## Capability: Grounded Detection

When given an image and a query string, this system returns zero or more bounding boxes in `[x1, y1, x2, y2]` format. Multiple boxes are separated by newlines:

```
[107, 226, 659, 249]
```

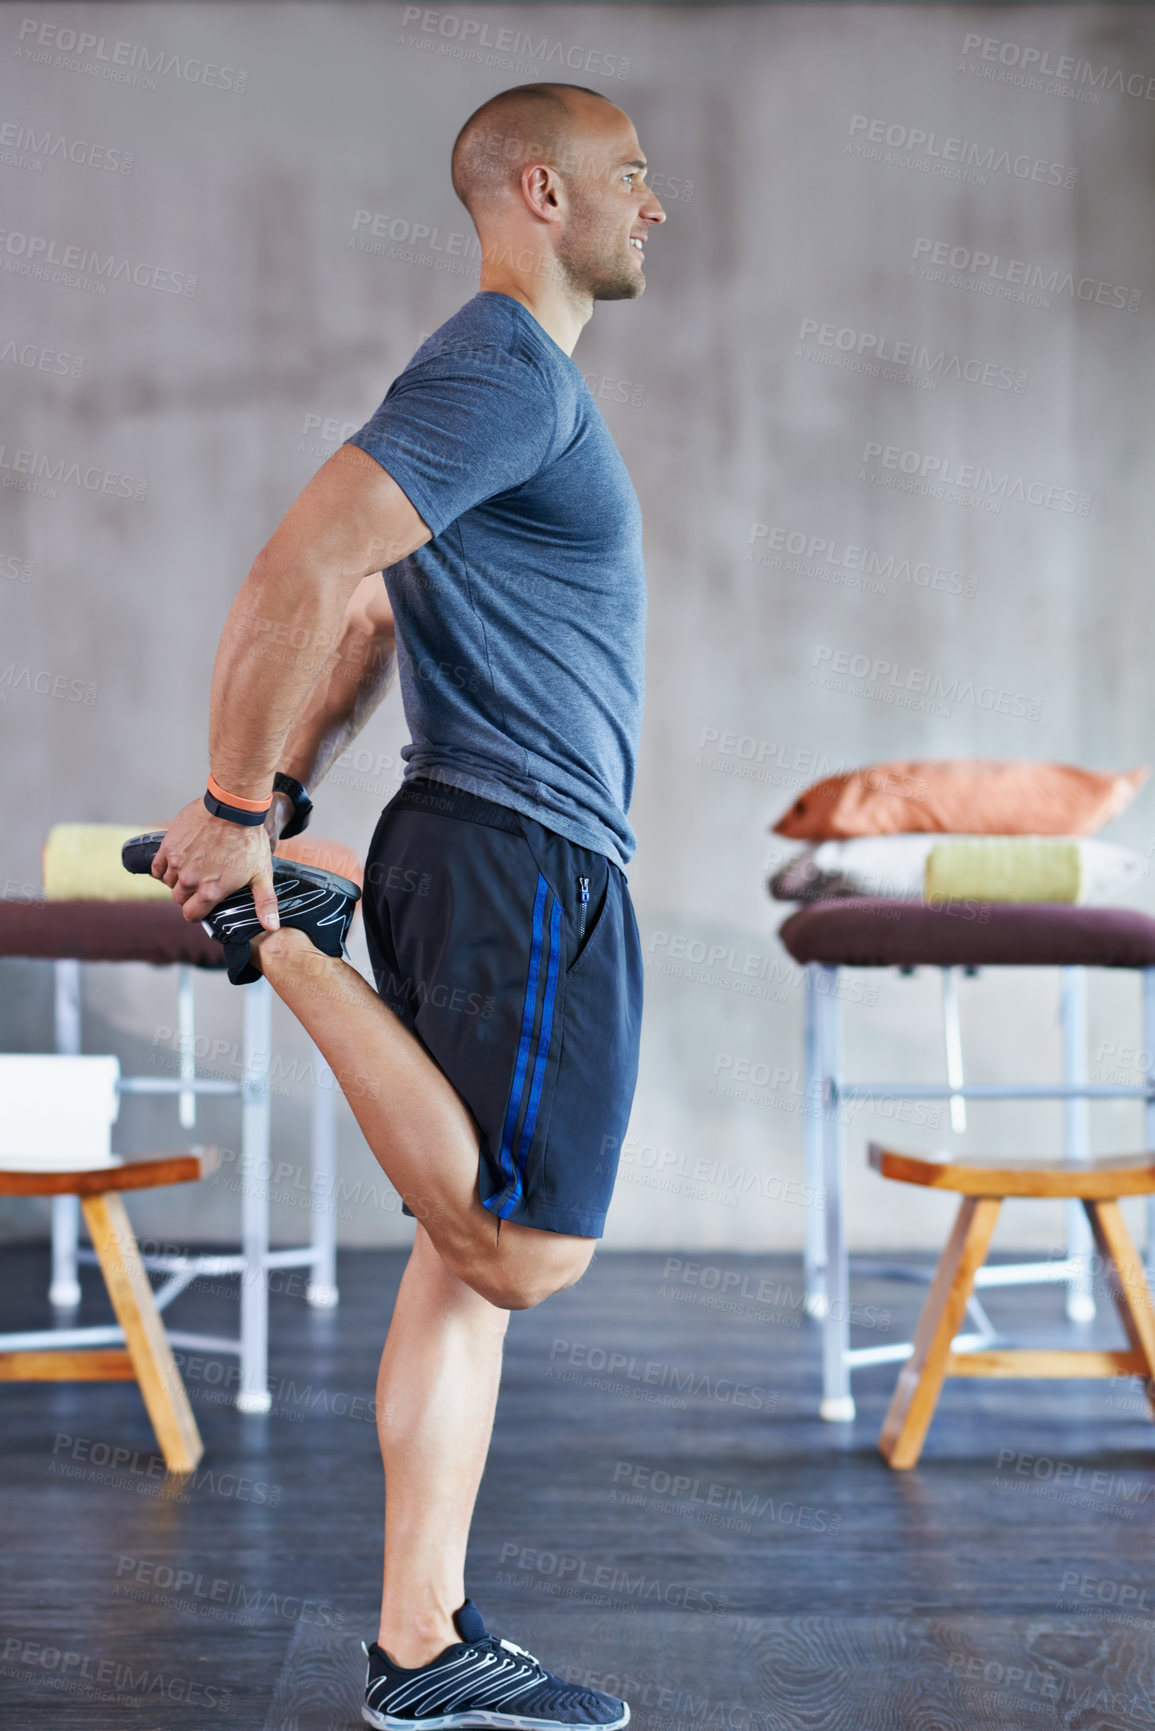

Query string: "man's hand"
[153, 798, 280, 929]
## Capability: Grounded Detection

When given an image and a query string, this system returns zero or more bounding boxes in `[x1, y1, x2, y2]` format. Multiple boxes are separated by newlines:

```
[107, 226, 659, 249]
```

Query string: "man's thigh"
[361, 781, 643, 1241]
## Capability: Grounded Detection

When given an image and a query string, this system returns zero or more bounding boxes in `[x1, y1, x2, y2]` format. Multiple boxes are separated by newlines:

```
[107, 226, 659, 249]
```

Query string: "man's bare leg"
[375, 1224, 510, 1667]
[251, 926, 594, 1310]
[247, 929, 592, 1666]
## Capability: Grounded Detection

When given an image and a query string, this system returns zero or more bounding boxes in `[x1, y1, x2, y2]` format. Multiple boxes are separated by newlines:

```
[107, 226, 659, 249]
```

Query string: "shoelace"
[494, 1635, 547, 1675]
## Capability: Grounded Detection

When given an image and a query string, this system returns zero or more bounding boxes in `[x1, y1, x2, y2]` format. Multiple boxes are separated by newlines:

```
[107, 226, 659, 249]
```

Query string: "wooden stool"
[869, 1141, 1155, 1469]
[0, 1150, 218, 1473]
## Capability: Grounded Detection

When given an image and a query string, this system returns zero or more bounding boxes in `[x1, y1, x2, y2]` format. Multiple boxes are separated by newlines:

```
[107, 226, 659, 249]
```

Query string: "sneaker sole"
[122, 832, 360, 903]
[362, 1710, 629, 1730]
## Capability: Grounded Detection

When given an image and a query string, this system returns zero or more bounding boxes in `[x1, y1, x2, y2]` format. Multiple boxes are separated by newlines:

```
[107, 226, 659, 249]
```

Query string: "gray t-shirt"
[344, 291, 646, 867]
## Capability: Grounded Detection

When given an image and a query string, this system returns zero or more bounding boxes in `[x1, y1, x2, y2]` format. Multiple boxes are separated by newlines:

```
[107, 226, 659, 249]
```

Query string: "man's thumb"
[253, 870, 280, 932]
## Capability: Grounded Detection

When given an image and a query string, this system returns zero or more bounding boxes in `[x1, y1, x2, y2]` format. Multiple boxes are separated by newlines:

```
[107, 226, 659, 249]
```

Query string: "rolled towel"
[43, 823, 364, 901]
[44, 824, 172, 901]
[926, 837, 1085, 904]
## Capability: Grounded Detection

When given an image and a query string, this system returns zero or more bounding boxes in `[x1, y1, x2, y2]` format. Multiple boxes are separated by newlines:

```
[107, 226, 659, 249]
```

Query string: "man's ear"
[521, 163, 564, 222]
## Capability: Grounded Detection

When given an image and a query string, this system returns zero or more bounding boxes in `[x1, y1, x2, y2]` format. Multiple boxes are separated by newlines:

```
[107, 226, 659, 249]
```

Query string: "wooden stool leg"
[879, 1195, 1002, 1470]
[80, 1193, 204, 1474]
[1083, 1199, 1155, 1417]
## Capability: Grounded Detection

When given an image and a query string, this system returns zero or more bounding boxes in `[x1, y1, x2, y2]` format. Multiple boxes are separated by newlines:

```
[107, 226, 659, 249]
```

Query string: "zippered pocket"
[577, 874, 590, 944]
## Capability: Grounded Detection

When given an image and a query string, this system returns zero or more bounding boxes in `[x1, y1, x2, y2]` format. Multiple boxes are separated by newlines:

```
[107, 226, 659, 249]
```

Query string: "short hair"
[451, 83, 611, 220]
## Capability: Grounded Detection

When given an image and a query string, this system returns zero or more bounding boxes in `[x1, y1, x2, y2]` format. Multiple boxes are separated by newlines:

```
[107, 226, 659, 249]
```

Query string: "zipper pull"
[576, 874, 590, 944]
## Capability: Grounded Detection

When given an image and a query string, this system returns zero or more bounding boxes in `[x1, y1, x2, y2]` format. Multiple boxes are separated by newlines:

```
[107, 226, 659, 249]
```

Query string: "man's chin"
[592, 274, 646, 303]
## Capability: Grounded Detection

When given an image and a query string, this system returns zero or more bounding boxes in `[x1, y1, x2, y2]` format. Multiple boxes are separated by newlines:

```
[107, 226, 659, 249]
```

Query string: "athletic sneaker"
[360, 1599, 629, 1728]
[121, 831, 360, 986]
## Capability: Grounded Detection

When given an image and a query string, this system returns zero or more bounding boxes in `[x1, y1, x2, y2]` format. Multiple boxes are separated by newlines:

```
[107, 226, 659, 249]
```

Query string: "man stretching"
[149, 82, 664, 1729]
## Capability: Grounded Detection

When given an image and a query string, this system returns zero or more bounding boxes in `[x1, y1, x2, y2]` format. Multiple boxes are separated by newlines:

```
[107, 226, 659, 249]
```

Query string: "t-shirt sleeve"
[343, 350, 560, 538]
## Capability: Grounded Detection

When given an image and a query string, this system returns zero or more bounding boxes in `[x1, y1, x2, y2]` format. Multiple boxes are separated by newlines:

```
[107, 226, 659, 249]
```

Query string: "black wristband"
[273, 771, 314, 839]
[203, 789, 270, 827]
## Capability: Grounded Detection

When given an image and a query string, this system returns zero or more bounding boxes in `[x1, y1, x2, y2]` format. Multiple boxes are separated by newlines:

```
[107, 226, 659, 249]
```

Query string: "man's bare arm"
[155, 445, 428, 924]
[265, 574, 398, 842]
[211, 445, 422, 798]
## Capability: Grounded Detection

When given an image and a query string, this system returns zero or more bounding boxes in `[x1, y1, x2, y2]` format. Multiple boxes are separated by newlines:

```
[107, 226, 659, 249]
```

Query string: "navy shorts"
[361, 777, 644, 1238]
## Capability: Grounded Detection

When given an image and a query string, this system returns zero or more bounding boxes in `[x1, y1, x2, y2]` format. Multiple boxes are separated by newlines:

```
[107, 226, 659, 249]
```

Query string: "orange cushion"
[772, 760, 1148, 841]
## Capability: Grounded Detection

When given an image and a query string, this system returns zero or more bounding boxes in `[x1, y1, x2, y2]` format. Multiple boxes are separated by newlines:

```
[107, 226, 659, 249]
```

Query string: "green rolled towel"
[925, 837, 1084, 904]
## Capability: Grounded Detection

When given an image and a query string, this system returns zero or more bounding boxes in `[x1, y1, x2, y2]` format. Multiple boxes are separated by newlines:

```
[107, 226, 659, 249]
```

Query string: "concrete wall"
[3, 3, 1155, 1258]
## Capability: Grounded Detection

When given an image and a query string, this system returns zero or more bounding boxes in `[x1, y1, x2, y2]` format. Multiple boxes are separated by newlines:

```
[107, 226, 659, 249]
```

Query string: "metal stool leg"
[307, 1048, 339, 1307]
[177, 965, 197, 1130]
[817, 965, 854, 1421]
[803, 965, 824, 1315]
[1061, 967, 1095, 1321]
[237, 978, 271, 1413]
[941, 967, 966, 1134]
[50, 959, 82, 1308]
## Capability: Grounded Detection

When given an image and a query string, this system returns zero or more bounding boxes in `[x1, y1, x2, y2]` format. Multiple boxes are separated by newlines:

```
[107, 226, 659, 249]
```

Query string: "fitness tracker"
[203, 771, 271, 828]
[273, 771, 314, 839]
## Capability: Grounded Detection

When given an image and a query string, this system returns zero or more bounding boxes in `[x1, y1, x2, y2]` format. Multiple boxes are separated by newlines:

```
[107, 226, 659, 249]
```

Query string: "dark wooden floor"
[4, 1244, 1155, 1729]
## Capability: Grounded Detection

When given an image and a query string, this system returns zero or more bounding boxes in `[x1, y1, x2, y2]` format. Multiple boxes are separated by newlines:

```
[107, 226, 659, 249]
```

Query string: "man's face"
[554, 101, 666, 302]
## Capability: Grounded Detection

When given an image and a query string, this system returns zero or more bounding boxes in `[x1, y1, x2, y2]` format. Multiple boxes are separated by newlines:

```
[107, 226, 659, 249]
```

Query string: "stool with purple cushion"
[0, 897, 341, 1413]
[777, 898, 1155, 1420]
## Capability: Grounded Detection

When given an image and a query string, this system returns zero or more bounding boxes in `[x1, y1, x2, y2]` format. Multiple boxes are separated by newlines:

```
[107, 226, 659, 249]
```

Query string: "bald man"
[151, 82, 665, 1729]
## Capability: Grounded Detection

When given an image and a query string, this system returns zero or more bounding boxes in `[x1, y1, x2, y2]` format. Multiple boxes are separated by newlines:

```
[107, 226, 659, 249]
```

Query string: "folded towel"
[769, 834, 1145, 905]
[0, 1053, 120, 1165]
[43, 823, 364, 902]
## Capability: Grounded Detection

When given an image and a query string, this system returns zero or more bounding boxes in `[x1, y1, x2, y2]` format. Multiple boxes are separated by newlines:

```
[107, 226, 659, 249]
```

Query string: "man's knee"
[467, 1237, 595, 1312]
